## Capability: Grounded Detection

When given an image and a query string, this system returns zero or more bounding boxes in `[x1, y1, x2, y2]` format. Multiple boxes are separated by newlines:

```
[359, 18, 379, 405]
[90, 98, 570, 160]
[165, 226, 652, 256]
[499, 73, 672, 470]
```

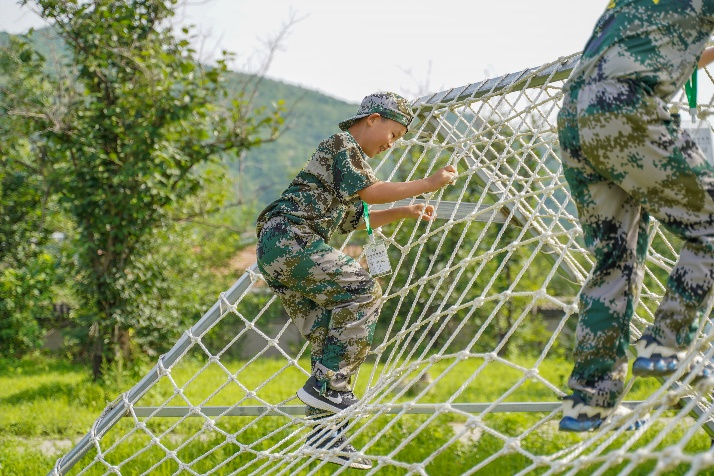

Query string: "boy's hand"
[405, 204, 437, 221]
[426, 165, 457, 192]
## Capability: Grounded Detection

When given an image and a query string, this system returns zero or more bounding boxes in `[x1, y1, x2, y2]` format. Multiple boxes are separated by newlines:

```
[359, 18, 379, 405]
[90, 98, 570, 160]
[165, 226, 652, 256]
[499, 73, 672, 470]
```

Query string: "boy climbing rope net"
[255, 91, 456, 467]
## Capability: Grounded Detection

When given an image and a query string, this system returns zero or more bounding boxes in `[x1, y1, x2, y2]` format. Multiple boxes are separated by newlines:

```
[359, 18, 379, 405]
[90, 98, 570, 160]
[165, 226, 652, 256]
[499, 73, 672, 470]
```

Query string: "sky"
[0, 0, 609, 104]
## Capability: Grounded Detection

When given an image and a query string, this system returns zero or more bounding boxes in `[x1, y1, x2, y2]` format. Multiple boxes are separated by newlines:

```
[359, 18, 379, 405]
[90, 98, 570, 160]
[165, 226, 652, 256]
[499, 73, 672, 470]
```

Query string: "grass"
[1, 354, 713, 475]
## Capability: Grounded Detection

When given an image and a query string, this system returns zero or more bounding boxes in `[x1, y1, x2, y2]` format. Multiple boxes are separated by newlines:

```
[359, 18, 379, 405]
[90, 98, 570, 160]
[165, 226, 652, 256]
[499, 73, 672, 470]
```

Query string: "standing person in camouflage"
[558, 0, 714, 432]
[256, 91, 456, 467]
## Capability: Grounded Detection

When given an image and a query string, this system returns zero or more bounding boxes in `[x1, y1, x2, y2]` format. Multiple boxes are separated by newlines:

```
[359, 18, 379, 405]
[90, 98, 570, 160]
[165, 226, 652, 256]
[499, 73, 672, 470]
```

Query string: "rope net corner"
[52, 53, 714, 476]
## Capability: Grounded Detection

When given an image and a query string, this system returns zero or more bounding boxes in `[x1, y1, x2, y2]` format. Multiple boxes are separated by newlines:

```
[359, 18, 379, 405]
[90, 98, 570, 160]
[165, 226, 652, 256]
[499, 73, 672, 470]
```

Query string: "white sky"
[0, 0, 609, 103]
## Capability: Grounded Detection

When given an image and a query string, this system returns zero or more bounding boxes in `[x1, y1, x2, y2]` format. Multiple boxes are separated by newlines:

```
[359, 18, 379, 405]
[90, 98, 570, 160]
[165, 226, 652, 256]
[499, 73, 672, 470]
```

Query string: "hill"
[225, 72, 357, 209]
[0, 26, 358, 213]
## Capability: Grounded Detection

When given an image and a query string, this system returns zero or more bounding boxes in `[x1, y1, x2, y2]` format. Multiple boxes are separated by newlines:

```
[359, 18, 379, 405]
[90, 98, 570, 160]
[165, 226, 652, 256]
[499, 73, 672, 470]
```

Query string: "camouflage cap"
[339, 91, 414, 132]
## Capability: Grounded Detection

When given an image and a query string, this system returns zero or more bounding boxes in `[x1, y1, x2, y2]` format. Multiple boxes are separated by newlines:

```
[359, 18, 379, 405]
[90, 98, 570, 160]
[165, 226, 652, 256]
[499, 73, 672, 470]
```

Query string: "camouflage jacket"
[256, 132, 378, 242]
[566, 0, 714, 100]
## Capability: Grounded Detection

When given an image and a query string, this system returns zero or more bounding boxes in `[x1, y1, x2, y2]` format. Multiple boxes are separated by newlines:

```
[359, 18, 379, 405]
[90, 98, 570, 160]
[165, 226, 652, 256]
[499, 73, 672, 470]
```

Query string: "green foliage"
[0, 250, 56, 356]
[0, 17, 357, 372]
[0, 19, 357, 366]
[0, 1, 285, 377]
[0, 35, 64, 356]
[0, 169, 55, 356]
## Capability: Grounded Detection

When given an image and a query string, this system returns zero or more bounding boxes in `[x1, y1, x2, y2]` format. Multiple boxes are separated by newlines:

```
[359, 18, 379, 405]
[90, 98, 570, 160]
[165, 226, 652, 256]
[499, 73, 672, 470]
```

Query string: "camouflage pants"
[256, 217, 382, 393]
[558, 78, 714, 408]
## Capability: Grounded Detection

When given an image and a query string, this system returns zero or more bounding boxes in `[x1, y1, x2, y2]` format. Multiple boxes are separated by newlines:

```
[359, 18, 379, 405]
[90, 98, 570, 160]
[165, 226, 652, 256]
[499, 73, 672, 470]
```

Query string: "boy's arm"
[699, 47, 714, 69]
[357, 204, 436, 230]
[357, 179, 433, 204]
[357, 165, 456, 204]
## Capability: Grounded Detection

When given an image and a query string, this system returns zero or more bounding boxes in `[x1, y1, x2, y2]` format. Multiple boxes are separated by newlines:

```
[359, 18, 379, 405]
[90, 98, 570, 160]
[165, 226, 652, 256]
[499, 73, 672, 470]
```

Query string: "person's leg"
[257, 253, 332, 407]
[257, 218, 382, 395]
[576, 79, 714, 372]
[257, 226, 371, 467]
[558, 84, 650, 413]
[265, 283, 334, 415]
[257, 218, 332, 388]
[261, 273, 327, 343]
[289, 235, 381, 394]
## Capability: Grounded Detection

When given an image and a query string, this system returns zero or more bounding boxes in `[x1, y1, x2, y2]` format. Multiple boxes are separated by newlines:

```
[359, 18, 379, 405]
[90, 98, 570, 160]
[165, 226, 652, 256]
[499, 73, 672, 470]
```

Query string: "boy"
[557, 0, 714, 432]
[255, 92, 456, 466]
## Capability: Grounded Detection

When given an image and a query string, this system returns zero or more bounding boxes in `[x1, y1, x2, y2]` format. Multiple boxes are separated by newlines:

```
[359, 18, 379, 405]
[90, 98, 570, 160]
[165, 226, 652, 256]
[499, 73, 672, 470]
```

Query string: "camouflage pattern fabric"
[566, 0, 714, 101]
[338, 91, 414, 132]
[256, 131, 382, 393]
[558, 0, 714, 408]
[257, 217, 382, 392]
[256, 132, 378, 241]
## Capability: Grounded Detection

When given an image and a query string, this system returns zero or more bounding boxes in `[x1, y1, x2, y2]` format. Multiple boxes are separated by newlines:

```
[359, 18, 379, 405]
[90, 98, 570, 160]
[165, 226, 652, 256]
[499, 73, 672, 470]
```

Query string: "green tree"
[0, 168, 58, 356]
[1, 0, 284, 378]
[0, 36, 62, 356]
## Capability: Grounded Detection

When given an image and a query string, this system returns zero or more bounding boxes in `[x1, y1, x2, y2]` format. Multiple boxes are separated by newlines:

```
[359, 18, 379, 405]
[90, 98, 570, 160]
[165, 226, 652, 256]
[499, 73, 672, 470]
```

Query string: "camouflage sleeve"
[337, 200, 365, 234]
[333, 143, 378, 203]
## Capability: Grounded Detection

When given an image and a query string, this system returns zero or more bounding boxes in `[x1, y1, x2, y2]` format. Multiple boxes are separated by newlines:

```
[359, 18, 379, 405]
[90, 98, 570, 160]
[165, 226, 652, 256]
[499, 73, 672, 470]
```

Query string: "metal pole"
[50, 266, 260, 475]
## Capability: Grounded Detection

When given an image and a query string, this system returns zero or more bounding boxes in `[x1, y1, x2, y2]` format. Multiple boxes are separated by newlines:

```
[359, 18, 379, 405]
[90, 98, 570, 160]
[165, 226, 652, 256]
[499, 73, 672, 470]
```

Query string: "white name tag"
[683, 123, 714, 166]
[365, 236, 391, 277]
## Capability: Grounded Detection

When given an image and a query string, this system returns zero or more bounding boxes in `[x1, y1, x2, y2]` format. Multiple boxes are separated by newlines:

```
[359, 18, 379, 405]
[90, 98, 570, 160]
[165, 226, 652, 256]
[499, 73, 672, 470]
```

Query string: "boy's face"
[361, 114, 407, 158]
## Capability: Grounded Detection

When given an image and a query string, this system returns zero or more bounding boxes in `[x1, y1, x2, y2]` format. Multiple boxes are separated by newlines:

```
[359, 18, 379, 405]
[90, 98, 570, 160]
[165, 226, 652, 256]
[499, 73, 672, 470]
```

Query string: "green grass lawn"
[1, 354, 713, 475]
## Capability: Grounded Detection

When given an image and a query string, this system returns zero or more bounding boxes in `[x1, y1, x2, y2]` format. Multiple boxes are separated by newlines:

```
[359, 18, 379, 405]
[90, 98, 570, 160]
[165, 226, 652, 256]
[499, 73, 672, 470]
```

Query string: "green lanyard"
[362, 201, 373, 235]
[685, 69, 698, 121]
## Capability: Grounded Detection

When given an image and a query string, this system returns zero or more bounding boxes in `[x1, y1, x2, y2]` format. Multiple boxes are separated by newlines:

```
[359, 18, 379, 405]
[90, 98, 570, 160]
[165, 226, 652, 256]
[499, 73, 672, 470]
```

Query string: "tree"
[0, 166, 58, 356]
[0, 36, 62, 356]
[1, 0, 284, 378]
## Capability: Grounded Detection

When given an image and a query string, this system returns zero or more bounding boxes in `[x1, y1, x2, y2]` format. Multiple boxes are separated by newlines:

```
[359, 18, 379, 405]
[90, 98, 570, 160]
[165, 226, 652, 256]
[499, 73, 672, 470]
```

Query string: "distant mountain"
[224, 73, 357, 209]
[0, 26, 72, 68]
[0, 26, 358, 212]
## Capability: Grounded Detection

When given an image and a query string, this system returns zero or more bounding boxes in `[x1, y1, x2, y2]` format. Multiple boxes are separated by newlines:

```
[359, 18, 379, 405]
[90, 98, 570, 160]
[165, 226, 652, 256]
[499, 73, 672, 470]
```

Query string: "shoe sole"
[317, 455, 372, 470]
[297, 388, 344, 413]
[559, 416, 647, 432]
[558, 416, 601, 432]
[632, 357, 677, 377]
[633, 357, 714, 383]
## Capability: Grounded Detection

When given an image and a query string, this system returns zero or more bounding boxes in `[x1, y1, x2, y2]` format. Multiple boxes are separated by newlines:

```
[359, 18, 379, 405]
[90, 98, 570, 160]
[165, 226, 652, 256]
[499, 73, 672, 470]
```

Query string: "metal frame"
[412, 54, 580, 111]
[131, 402, 644, 418]
[51, 267, 259, 475]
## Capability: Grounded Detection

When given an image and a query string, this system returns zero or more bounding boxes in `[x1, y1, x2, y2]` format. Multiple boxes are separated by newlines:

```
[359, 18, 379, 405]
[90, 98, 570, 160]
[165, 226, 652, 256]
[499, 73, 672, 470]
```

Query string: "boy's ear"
[366, 113, 381, 126]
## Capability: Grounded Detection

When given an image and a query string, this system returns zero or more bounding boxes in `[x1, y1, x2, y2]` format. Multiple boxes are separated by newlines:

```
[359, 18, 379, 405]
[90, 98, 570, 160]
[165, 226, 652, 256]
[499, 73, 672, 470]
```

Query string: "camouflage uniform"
[256, 131, 381, 393]
[558, 0, 714, 408]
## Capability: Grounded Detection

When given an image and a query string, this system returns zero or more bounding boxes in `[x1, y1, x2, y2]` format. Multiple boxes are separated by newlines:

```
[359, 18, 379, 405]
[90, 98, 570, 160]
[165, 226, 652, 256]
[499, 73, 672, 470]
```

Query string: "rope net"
[54, 53, 714, 476]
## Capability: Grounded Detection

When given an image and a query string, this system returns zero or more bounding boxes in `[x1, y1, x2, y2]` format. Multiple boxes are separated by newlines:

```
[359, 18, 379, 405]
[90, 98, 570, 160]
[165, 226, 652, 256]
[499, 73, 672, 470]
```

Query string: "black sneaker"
[297, 376, 359, 413]
[304, 427, 372, 470]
